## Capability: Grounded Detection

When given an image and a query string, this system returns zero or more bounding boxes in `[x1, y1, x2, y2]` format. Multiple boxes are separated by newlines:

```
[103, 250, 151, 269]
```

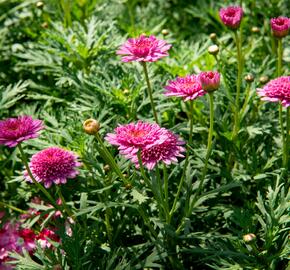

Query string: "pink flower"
[270, 17, 290, 38]
[198, 71, 220, 92]
[117, 35, 171, 62]
[257, 76, 290, 107]
[105, 121, 168, 158]
[131, 129, 185, 170]
[219, 6, 243, 29]
[164, 75, 206, 101]
[24, 147, 81, 188]
[106, 121, 185, 170]
[37, 228, 60, 249]
[0, 116, 43, 148]
[0, 222, 36, 265]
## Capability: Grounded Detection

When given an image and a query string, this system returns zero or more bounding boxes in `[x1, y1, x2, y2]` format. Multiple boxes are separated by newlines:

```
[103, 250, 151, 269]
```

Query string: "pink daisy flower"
[105, 121, 168, 158]
[219, 6, 243, 29]
[164, 75, 206, 101]
[117, 34, 171, 62]
[270, 17, 290, 38]
[198, 71, 220, 92]
[24, 147, 81, 188]
[0, 115, 43, 148]
[257, 76, 290, 107]
[106, 121, 185, 170]
[131, 129, 185, 170]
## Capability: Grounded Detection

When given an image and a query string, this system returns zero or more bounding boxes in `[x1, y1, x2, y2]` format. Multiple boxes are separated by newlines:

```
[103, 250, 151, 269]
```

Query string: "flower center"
[226, 10, 236, 17]
[16, 237, 24, 246]
[206, 72, 214, 79]
[129, 130, 147, 138]
[132, 40, 151, 57]
[276, 19, 284, 26]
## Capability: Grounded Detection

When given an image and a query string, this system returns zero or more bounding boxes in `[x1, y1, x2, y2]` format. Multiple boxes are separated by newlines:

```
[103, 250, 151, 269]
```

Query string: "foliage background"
[0, 0, 289, 269]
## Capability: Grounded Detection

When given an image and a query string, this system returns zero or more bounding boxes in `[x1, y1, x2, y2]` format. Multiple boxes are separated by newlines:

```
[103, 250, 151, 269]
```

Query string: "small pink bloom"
[270, 17, 290, 38]
[164, 75, 206, 101]
[257, 76, 290, 107]
[106, 121, 185, 170]
[117, 34, 171, 62]
[24, 147, 81, 188]
[199, 71, 220, 92]
[0, 116, 43, 148]
[37, 228, 60, 249]
[219, 6, 243, 29]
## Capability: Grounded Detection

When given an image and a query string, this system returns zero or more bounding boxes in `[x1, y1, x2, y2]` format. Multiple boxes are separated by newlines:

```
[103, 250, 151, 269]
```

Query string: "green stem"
[277, 39, 282, 77]
[163, 164, 169, 221]
[105, 208, 113, 245]
[169, 100, 194, 220]
[142, 62, 159, 124]
[137, 151, 151, 189]
[240, 83, 251, 121]
[57, 187, 75, 220]
[279, 105, 286, 168]
[94, 133, 128, 184]
[233, 30, 243, 139]
[0, 201, 27, 214]
[17, 144, 60, 212]
[285, 107, 289, 170]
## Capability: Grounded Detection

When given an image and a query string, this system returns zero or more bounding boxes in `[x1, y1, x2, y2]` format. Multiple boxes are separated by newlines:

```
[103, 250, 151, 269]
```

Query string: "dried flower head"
[257, 76, 290, 107]
[270, 17, 290, 38]
[106, 121, 185, 170]
[164, 75, 206, 101]
[251, 26, 260, 33]
[117, 34, 171, 62]
[25, 147, 81, 188]
[83, 119, 100, 135]
[198, 71, 220, 92]
[0, 116, 43, 148]
[219, 6, 243, 29]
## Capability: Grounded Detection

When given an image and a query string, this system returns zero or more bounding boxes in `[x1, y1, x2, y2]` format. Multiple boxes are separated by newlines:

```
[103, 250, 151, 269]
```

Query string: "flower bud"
[123, 89, 129, 95]
[83, 119, 100, 135]
[208, 45, 219, 55]
[41, 22, 48, 28]
[36, 1, 44, 9]
[209, 33, 217, 41]
[270, 17, 290, 38]
[251, 26, 260, 33]
[219, 6, 243, 30]
[104, 164, 110, 172]
[259, 76, 269, 84]
[125, 183, 132, 190]
[199, 71, 220, 92]
[244, 74, 254, 83]
[161, 29, 169, 36]
[243, 233, 256, 243]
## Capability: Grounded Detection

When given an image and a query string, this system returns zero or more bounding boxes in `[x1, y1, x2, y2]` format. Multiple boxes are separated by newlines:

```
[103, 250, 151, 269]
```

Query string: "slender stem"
[94, 133, 129, 184]
[17, 144, 60, 212]
[57, 188, 75, 220]
[0, 201, 27, 214]
[187, 92, 215, 218]
[277, 39, 282, 77]
[137, 151, 151, 189]
[142, 62, 159, 124]
[285, 107, 290, 170]
[240, 83, 251, 121]
[233, 30, 243, 139]
[163, 164, 169, 220]
[169, 100, 194, 220]
[105, 208, 113, 245]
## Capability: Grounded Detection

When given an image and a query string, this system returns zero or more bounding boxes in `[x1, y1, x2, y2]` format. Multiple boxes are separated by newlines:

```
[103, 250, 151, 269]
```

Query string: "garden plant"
[0, 0, 289, 269]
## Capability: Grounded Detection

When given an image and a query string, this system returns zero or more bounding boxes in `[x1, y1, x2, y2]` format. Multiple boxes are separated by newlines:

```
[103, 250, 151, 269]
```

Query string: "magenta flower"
[106, 121, 185, 170]
[199, 71, 220, 92]
[219, 6, 243, 29]
[105, 121, 168, 157]
[131, 130, 185, 170]
[25, 147, 81, 188]
[37, 228, 60, 249]
[117, 34, 171, 62]
[0, 222, 36, 265]
[257, 76, 290, 107]
[0, 116, 43, 148]
[271, 17, 290, 38]
[164, 75, 206, 101]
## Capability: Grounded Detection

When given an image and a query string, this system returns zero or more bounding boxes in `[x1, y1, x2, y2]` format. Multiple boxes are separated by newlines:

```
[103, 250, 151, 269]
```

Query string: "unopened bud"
[36, 1, 44, 9]
[83, 119, 100, 135]
[123, 89, 129, 95]
[209, 33, 217, 41]
[244, 74, 254, 83]
[259, 76, 269, 84]
[125, 183, 132, 190]
[104, 164, 110, 172]
[161, 29, 169, 36]
[208, 45, 219, 55]
[251, 26, 260, 33]
[41, 22, 48, 28]
[243, 233, 256, 243]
